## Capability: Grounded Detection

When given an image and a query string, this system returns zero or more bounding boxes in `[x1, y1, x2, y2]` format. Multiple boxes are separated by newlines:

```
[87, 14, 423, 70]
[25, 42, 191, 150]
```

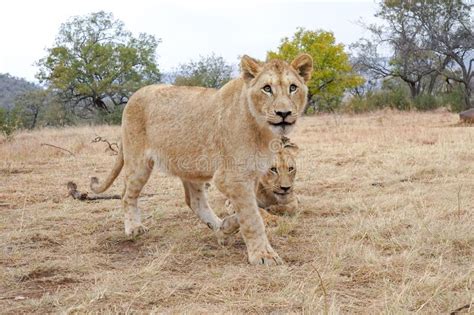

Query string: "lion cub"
[224, 137, 299, 226]
[257, 136, 299, 216]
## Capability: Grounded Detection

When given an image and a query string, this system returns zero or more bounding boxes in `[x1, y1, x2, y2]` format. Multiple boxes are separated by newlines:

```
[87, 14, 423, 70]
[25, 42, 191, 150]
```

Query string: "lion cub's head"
[240, 54, 313, 136]
[260, 137, 299, 201]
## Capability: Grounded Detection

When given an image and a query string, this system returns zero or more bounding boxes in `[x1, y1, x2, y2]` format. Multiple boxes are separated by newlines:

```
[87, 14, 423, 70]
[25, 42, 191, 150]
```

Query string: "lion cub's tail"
[90, 143, 124, 193]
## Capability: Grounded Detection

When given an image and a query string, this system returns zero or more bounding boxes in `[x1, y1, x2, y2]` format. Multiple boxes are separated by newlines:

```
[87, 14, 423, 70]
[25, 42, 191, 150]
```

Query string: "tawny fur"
[223, 137, 299, 232]
[90, 54, 313, 265]
[256, 137, 299, 216]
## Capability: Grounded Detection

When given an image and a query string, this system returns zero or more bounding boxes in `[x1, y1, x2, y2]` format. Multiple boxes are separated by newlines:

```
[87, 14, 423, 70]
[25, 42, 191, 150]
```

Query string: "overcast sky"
[0, 0, 379, 82]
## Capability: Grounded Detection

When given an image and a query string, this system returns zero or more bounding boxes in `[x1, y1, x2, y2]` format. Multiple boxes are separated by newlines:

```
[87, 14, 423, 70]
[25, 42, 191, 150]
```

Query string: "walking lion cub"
[90, 54, 312, 265]
[257, 136, 299, 216]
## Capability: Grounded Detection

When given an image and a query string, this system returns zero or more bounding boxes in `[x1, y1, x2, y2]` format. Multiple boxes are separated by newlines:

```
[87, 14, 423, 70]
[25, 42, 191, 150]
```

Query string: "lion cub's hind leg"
[182, 180, 222, 231]
[122, 159, 153, 237]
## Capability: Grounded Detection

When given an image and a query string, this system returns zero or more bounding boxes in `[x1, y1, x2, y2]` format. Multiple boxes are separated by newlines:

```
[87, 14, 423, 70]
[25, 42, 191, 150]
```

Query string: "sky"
[0, 0, 379, 82]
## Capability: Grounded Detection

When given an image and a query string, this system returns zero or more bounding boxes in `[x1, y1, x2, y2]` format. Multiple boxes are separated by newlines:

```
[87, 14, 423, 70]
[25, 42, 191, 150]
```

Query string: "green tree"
[172, 54, 234, 89]
[36, 11, 161, 119]
[268, 28, 364, 112]
[14, 89, 49, 129]
[0, 107, 21, 138]
[14, 89, 73, 128]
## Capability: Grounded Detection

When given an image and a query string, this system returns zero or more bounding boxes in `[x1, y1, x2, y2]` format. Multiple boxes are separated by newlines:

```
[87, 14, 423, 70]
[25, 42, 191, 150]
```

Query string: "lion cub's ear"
[241, 55, 263, 82]
[291, 54, 313, 82]
[282, 137, 299, 155]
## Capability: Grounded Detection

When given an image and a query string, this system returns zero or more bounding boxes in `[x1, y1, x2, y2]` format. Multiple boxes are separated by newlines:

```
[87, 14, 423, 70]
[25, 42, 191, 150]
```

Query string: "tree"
[351, 1, 443, 99]
[268, 28, 364, 112]
[14, 89, 49, 129]
[172, 54, 234, 89]
[352, 0, 473, 109]
[36, 11, 161, 118]
[410, 0, 473, 109]
[0, 107, 20, 137]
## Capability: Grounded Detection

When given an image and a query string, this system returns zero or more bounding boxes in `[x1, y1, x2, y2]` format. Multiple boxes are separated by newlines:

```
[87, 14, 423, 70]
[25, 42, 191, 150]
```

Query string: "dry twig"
[450, 303, 472, 315]
[67, 181, 121, 201]
[92, 136, 119, 154]
[40, 143, 75, 156]
[312, 264, 328, 315]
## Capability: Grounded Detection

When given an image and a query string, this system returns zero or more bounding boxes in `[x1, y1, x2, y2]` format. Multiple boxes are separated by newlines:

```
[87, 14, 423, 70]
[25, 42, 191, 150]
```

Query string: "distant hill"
[0, 73, 39, 109]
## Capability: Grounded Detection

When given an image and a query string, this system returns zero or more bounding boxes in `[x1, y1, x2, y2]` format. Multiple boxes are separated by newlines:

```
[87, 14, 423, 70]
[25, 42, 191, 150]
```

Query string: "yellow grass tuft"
[0, 111, 473, 313]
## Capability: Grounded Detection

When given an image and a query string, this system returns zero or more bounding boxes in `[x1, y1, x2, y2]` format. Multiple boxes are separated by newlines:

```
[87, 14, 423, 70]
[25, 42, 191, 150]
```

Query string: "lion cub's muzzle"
[274, 185, 292, 196]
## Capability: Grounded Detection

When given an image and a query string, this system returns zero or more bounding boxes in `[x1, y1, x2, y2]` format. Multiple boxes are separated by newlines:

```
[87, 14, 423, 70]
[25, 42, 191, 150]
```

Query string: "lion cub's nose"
[275, 111, 292, 119]
[280, 186, 291, 192]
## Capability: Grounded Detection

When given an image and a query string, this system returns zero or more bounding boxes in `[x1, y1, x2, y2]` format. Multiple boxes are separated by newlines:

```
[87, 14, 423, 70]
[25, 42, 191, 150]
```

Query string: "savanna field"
[0, 110, 473, 314]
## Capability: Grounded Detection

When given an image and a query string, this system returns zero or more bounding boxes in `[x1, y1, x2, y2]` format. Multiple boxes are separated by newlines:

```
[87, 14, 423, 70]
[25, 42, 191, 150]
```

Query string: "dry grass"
[0, 110, 473, 314]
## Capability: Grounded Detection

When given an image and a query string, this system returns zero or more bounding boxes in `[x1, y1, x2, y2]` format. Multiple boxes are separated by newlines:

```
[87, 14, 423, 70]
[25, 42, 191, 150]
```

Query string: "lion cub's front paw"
[259, 208, 279, 227]
[248, 246, 284, 266]
[125, 224, 148, 237]
[224, 199, 235, 214]
[215, 214, 240, 246]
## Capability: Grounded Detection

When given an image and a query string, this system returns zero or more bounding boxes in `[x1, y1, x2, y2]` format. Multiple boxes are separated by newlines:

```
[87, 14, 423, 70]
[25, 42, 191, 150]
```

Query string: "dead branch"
[450, 303, 472, 315]
[40, 143, 75, 156]
[312, 264, 328, 315]
[67, 181, 121, 201]
[91, 136, 119, 154]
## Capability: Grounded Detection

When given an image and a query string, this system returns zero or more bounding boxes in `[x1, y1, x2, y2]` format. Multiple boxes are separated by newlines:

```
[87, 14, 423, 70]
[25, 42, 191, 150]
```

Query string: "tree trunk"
[408, 82, 418, 99]
[30, 109, 39, 129]
[427, 73, 438, 95]
[463, 84, 472, 110]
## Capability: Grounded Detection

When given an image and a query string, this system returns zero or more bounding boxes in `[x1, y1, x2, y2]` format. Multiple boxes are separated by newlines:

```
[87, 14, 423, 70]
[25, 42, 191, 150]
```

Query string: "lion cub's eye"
[270, 167, 278, 173]
[289, 166, 295, 172]
[263, 85, 272, 94]
[289, 84, 298, 93]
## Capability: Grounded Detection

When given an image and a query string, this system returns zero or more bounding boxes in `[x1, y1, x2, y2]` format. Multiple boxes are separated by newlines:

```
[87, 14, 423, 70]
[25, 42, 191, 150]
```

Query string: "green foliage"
[344, 77, 460, 113]
[173, 54, 234, 89]
[95, 105, 124, 125]
[36, 11, 161, 117]
[413, 94, 440, 111]
[39, 95, 75, 127]
[441, 87, 466, 113]
[0, 107, 21, 138]
[267, 27, 364, 112]
[344, 79, 413, 113]
[13, 89, 49, 129]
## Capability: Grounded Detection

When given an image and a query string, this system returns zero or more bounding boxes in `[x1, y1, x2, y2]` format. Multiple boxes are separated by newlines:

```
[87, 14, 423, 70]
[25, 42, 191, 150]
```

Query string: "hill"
[0, 73, 39, 109]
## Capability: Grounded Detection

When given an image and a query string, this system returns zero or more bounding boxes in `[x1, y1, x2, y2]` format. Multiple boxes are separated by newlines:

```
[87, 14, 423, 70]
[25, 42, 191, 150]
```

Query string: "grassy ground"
[0, 110, 473, 314]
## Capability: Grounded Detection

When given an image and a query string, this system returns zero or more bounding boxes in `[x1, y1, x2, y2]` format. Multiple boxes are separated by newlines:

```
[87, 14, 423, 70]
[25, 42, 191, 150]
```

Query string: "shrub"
[344, 89, 412, 113]
[96, 105, 124, 125]
[0, 107, 21, 138]
[441, 87, 465, 112]
[413, 94, 440, 111]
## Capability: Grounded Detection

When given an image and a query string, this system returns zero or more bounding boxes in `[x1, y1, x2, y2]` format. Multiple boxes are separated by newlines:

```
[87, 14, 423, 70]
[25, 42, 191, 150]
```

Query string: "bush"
[441, 87, 465, 112]
[96, 105, 124, 125]
[344, 89, 412, 113]
[0, 107, 21, 138]
[413, 94, 440, 111]
[41, 101, 75, 127]
[312, 95, 344, 112]
[343, 95, 375, 113]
